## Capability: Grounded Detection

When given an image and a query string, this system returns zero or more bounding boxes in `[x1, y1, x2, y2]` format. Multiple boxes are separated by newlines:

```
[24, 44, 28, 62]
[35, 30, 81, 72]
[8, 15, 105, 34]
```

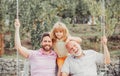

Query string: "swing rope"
[16, 0, 19, 76]
[102, 0, 108, 73]
[16, 1, 29, 76]
[100, 0, 108, 75]
[97, 1, 108, 76]
[99, 14, 108, 76]
[16, 0, 19, 19]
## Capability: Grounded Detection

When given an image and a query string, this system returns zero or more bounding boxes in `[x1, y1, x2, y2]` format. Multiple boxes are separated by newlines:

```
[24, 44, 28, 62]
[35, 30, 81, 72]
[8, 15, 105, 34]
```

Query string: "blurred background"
[0, 0, 119, 76]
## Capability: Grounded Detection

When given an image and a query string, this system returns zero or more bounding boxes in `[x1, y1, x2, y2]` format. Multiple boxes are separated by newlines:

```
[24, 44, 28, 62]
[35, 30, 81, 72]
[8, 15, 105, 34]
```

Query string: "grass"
[110, 50, 120, 57]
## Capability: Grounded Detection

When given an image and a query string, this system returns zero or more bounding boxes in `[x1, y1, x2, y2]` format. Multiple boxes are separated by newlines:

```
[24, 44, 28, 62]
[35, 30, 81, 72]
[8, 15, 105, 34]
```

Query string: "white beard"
[74, 50, 82, 56]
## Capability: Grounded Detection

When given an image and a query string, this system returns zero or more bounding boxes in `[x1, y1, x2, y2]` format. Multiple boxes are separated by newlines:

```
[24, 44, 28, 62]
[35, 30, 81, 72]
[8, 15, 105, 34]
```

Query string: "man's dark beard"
[42, 45, 52, 51]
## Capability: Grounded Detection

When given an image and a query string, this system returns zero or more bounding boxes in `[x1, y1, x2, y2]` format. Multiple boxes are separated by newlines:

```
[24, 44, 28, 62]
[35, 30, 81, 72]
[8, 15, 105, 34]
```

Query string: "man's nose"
[73, 46, 76, 50]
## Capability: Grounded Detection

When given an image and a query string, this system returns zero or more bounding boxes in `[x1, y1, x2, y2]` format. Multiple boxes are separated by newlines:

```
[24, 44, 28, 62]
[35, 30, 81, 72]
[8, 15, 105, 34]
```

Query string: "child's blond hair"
[50, 21, 69, 44]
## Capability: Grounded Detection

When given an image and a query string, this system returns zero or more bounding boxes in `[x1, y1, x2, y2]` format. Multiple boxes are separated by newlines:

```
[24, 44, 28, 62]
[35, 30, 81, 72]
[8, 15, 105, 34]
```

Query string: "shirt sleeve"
[28, 50, 36, 60]
[93, 50, 104, 64]
[61, 57, 70, 74]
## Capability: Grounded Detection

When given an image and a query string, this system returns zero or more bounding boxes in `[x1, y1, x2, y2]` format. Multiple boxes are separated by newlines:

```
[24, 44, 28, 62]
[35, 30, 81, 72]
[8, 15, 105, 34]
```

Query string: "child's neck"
[57, 38, 62, 41]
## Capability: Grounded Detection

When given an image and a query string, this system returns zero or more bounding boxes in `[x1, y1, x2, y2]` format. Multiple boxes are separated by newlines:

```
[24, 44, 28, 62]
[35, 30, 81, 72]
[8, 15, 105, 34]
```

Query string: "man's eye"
[48, 41, 51, 42]
[44, 41, 47, 42]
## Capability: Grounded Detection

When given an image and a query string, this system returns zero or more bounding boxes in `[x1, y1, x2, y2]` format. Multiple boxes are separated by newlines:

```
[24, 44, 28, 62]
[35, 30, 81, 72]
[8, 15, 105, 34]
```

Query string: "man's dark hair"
[40, 32, 50, 42]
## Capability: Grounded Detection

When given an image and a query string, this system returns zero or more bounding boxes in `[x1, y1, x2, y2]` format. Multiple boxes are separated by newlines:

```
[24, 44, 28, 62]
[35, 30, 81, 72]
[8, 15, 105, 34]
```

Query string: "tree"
[1, 0, 65, 49]
[75, 0, 89, 23]
[105, 0, 120, 36]
[0, 0, 5, 56]
[84, 0, 103, 25]
[84, 0, 119, 36]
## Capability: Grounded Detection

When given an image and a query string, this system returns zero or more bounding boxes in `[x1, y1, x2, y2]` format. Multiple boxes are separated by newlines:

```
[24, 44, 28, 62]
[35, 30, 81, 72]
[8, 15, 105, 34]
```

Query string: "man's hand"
[14, 19, 20, 28]
[101, 36, 107, 45]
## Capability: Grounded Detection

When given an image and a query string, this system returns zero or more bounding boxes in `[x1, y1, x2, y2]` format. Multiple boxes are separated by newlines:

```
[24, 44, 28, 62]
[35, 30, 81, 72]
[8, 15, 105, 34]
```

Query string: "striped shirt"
[29, 48, 57, 76]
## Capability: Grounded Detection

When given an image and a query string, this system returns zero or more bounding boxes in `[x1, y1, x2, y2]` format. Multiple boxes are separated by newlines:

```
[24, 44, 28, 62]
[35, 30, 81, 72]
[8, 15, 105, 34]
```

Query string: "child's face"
[55, 31, 64, 39]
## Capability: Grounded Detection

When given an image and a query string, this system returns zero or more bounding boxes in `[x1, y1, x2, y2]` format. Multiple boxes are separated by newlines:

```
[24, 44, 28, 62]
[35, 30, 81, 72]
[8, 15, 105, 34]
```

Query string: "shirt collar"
[39, 48, 56, 56]
[73, 52, 85, 59]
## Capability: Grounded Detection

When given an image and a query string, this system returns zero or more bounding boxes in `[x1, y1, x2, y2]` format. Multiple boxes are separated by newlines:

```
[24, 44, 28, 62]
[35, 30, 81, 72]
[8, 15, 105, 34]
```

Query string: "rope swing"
[16, 0, 19, 76]
[99, 0, 108, 75]
[16, 1, 29, 76]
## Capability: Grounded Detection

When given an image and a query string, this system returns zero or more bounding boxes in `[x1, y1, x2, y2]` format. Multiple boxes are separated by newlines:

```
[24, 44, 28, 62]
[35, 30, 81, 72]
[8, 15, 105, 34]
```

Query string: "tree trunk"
[0, 33, 4, 57]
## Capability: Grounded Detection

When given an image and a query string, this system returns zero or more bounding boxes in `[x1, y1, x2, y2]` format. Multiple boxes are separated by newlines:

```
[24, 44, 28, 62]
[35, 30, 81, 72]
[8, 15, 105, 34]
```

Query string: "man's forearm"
[14, 19, 30, 58]
[15, 28, 21, 47]
[15, 27, 29, 58]
[103, 44, 111, 64]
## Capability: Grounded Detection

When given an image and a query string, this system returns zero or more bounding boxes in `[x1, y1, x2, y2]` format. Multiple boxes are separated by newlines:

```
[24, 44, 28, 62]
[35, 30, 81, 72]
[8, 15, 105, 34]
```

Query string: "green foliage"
[31, 19, 50, 49]
[84, 0, 119, 36]
[106, 18, 117, 36]
[75, 0, 90, 23]
[1, 0, 60, 49]
[105, 0, 119, 36]
[0, 0, 119, 49]
[84, 0, 102, 16]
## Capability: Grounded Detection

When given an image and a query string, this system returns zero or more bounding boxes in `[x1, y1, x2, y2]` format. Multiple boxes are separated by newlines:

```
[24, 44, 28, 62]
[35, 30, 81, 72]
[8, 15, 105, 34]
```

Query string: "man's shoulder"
[66, 55, 74, 60]
[51, 50, 57, 56]
[29, 49, 40, 55]
[83, 49, 97, 55]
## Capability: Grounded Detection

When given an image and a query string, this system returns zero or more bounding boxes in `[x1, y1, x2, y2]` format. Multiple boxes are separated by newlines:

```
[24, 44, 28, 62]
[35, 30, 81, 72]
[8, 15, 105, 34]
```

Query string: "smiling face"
[55, 30, 64, 40]
[50, 22, 69, 43]
[66, 41, 82, 56]
[41, 34, 52, 52]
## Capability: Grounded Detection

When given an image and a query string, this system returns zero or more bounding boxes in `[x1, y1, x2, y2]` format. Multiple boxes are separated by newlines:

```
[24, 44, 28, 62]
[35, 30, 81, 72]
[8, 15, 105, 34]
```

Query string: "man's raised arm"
[101, 36, 111, 64]
[14, 19, 31, 58]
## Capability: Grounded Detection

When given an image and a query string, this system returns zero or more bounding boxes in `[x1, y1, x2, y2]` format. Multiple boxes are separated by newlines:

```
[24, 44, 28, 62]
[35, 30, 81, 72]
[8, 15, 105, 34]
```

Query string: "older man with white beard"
[61, 36, 110, 76]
